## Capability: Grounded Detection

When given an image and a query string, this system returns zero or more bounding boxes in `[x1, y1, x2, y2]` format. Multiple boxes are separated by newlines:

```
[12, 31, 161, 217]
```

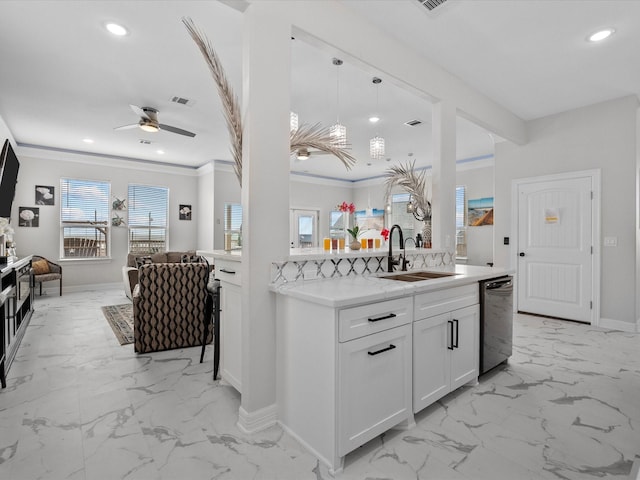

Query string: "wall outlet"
[503, 237, 509, 245]
[604, 236, 618, 247]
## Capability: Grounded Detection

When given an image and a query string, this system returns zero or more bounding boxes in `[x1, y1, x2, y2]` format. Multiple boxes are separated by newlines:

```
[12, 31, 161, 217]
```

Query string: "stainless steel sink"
[379, 271, 459, 282]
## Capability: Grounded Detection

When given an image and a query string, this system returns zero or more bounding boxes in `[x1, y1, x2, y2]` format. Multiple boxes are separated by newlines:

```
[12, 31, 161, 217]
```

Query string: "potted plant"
[347, 225, 362, 250]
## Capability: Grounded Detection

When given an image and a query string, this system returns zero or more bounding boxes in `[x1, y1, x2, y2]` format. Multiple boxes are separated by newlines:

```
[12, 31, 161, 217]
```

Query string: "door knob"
[519, 252, 525, 257]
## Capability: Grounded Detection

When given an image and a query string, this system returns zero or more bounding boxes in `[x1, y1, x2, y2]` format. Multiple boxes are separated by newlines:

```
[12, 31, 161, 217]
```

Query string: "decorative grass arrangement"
[384, 160, 431, 221]
[182, 18, 357, 186]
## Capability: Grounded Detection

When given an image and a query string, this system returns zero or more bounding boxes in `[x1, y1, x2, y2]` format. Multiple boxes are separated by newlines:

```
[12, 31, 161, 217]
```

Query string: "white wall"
[197, 162, 215, 251]
[11, 147, 199, 289]
[457, 164, 494, 266]
[495, 96, 638, 326]
[290, 175, 353, 241]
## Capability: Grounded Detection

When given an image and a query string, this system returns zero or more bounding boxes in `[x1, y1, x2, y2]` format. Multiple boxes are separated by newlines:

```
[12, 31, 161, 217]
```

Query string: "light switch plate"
[604, 236, 618, 247]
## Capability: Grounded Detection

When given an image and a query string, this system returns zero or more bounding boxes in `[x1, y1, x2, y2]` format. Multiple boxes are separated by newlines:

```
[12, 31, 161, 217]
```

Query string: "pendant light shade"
[370, 136, 385, 160]
[369, 77, 385, 160]
[330, 58, 347, 148]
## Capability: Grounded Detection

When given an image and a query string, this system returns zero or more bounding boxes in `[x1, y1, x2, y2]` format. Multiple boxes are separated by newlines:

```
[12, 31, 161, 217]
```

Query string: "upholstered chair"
[133, 262, 213, 354]
[31, 255, 62, 296]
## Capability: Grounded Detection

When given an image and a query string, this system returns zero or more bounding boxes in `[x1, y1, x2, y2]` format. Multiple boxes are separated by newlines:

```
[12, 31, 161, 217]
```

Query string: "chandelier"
[369, 77, 385, 160]
[330, 58, 347, 148]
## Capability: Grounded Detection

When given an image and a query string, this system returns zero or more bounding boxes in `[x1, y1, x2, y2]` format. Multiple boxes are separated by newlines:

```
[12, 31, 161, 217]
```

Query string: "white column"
[238, 4, 291, 431]
[431, 101, 457, 252]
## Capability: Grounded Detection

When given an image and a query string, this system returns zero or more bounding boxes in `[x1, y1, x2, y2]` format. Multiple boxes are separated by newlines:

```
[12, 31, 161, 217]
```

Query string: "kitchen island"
[273, 264, 511, 474]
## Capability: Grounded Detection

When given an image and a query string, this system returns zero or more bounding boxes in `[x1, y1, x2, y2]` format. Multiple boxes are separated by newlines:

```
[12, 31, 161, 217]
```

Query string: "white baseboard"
[598, 317, 638, 333]
[278, 421, 343, 475]
[237, 403, 277, 434]
[36, 282, 124, 296]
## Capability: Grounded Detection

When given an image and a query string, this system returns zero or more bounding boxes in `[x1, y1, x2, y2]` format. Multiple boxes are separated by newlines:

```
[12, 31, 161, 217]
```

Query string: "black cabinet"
[1, 256, 34, 388]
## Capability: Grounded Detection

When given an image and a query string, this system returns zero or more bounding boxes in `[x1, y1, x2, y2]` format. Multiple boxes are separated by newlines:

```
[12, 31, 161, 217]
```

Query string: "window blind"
[128, 184, 168, 253]
[60, 178, 110, 258]
[224, 203, 242, 249]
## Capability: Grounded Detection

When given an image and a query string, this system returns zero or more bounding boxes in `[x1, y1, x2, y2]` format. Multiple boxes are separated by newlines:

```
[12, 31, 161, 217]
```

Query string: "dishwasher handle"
[485, 278, 512, 290]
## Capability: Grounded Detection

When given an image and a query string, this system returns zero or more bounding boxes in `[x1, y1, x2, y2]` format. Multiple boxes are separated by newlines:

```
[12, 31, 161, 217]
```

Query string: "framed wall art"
[179, 204, 192, 220]
[35, 185, 55, 206]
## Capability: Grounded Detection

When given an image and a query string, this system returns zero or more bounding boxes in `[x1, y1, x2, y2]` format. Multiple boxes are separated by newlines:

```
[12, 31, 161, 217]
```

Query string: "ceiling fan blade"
[159, 123, 196, 137]
[114, 123, 139, 131]
[129, 104, 149, 119]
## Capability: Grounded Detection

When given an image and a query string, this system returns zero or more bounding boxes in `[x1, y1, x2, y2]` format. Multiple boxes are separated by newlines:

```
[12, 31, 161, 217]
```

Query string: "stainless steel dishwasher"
[479, 276, 513, 375]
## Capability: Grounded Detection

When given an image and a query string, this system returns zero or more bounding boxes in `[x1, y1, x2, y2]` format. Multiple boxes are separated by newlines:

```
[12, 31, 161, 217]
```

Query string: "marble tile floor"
[0, 288, 639, 480]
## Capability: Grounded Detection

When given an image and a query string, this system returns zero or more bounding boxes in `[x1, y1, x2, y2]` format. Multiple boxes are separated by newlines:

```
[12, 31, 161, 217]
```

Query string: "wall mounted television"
[0, 139, 20, 218]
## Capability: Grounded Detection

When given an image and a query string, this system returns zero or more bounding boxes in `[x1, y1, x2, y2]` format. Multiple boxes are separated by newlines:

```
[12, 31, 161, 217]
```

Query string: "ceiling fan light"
[296, 149, 310, 160]
[139, 123, 159, 133]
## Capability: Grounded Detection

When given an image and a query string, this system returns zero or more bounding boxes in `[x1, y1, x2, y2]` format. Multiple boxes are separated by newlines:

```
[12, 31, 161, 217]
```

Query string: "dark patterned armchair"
[133, 263, 213, 354]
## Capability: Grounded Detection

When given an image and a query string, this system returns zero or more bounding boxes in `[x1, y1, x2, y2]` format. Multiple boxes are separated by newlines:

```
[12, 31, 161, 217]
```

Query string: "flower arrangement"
[380, 227, 389, 241]
[336, 201, 356, 214]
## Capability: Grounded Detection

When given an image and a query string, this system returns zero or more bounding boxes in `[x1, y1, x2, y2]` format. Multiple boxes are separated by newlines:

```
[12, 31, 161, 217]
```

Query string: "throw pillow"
[32, 259, 50, 275]
[135, 256, 153, 268]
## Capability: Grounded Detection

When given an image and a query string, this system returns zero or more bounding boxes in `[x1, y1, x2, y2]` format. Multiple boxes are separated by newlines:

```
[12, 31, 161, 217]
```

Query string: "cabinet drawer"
[339, 297, 412, 342]
[215, 259, 241, 286]
[414, 283, 478, 320]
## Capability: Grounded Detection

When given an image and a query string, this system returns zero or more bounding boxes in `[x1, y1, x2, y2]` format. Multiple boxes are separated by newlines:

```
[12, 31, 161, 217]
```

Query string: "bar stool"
[201, 275, 221, 381]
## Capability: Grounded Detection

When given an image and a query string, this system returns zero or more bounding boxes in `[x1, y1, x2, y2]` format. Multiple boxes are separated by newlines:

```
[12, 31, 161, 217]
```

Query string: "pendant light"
[330, 58, 347, 148]
[369, 77, 385, 160]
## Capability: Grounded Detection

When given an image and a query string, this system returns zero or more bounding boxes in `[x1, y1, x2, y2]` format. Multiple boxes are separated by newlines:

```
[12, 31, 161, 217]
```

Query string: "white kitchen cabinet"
[215, 258, 242, 393]
[338, 323, 412, 456]
[413, 285, 479, 413]
[276, 295, 414, 474]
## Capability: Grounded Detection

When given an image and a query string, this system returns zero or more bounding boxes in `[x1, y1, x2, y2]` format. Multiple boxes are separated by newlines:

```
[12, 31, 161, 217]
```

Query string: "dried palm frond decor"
[182, 18, 357, 186]
[384, 160, 433, 247]
[183, 17, 243, 184]
[290, 123, 357, 170]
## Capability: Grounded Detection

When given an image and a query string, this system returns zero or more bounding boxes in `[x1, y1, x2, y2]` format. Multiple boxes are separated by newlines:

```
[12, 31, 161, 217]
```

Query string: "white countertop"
[272, 264, 513, 308]
[197, 250, 242, 262]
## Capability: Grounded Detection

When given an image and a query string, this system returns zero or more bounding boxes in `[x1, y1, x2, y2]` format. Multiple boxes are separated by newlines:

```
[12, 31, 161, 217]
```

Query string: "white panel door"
[517, 176, 592, 322]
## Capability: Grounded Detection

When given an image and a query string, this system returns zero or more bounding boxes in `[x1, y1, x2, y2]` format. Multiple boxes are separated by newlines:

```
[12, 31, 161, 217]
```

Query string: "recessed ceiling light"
[156, 150, 165, 155]
[588, 28, 615, 42]
[369, 115, 380, 123]
[105, 22, 128, 36]
[83, 138, 94, 144]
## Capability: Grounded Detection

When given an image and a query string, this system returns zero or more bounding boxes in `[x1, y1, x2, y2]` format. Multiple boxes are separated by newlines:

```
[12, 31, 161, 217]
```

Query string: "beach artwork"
[468, 197, 494, 226]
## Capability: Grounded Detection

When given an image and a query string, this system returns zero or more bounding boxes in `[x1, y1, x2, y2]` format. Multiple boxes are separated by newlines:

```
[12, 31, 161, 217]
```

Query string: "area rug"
[101, 303, 134, 345]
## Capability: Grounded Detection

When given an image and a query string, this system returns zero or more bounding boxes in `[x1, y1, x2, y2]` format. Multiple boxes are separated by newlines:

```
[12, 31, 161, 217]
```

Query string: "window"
[390, 192, 415, 245]
[456, 185, 467, 257]
[128, 184, 169, 254]
[60, 178, 110, 258]
[224, 203, 242, 250]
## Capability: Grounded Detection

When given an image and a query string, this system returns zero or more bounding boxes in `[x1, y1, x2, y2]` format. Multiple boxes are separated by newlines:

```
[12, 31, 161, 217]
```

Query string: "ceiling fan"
[294, 148, 331, 161]
[114, 105, 196, 137]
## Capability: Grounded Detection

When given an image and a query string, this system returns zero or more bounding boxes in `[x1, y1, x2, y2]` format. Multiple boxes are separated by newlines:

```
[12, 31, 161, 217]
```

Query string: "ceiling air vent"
[170, 96, 194, 106]
[415, 0, 448, 12]
[139, 139, 152, 144]
[404, 119, 423, 127]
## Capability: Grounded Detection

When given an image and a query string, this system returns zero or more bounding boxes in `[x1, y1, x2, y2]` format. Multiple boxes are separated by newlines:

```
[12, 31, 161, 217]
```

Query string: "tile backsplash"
[271, 250, 455, 285]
